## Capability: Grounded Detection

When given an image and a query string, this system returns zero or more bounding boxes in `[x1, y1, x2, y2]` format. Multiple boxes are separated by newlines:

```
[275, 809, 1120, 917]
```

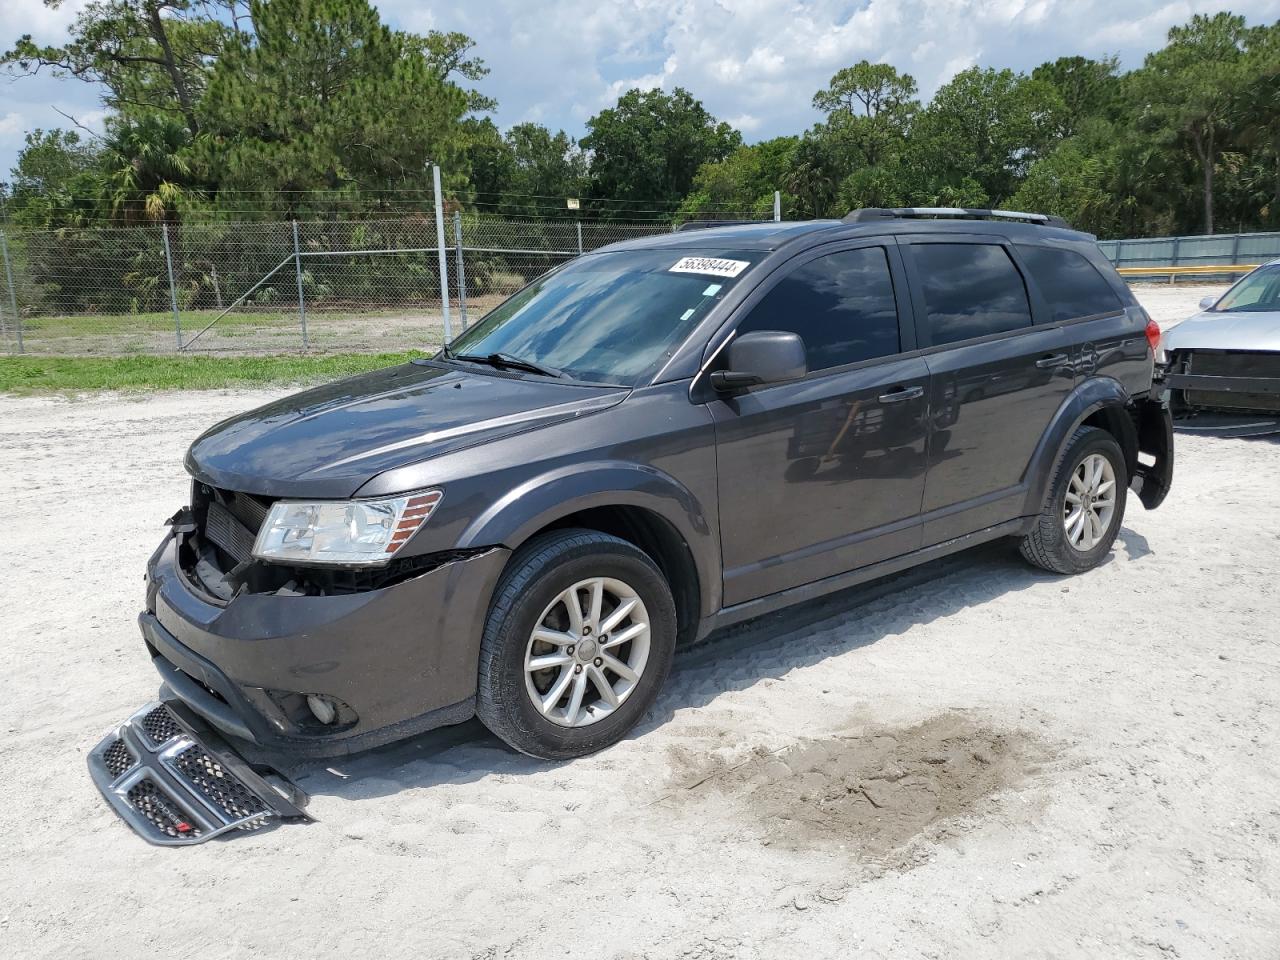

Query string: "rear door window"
[1016, 245, 1123, 321]
[910, 243, 1033, 346]
[736, 246, 901, 372]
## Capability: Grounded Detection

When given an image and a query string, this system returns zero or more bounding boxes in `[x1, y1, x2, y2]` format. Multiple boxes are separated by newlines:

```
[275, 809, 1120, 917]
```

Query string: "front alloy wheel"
[476, 529, 677, 759]
[524, 577, 651, 728]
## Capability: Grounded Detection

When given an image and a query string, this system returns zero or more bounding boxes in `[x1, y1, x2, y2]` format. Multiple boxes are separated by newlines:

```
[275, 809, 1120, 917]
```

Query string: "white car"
[1162, 258, 1280, 414]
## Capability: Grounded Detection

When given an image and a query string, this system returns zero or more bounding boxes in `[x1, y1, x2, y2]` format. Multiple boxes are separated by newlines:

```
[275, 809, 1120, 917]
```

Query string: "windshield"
[1213, 265, 1280, 313]
[444, 250, 754, 385]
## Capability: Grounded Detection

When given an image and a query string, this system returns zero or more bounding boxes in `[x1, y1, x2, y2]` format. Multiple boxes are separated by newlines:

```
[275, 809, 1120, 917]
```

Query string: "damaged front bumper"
[142, 526, 511, 757]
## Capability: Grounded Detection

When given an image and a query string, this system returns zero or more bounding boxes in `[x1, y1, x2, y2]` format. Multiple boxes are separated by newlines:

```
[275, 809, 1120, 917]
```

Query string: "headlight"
[252, 490, 442, 566]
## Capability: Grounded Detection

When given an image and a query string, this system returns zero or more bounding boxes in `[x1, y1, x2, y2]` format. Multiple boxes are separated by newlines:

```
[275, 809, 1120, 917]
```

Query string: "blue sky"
[3, 0, 1279, 182]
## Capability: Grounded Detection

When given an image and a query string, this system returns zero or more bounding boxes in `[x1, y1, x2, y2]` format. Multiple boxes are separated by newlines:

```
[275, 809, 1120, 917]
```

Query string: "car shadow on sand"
[287, 536, 1140, 803]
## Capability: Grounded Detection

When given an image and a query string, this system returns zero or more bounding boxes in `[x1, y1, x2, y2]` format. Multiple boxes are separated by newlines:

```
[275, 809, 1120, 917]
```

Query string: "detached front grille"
[126, 779, 204, 840]
[141, 704, 182, 746]
[103, 739, 135, 778]
[174, 746, 269, 828]
[88, 701, 304, 845]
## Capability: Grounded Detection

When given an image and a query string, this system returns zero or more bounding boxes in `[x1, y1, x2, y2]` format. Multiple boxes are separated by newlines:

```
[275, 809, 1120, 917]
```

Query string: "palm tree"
[97, 114, 197, 223]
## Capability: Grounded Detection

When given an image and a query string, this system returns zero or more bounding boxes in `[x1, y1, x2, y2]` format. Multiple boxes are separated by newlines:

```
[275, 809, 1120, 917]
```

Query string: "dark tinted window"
[912, 243, 1032, 346]
[1017, 245, 1123, 321]
[737, 246, 899, 371]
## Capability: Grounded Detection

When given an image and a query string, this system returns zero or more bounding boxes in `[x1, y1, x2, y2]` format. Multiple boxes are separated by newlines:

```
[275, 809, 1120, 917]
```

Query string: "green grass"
[0, 351, 426, 393]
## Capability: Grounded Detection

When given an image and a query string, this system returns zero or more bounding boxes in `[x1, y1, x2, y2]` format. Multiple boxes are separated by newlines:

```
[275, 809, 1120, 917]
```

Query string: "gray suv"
[139, 208, 1173, 761]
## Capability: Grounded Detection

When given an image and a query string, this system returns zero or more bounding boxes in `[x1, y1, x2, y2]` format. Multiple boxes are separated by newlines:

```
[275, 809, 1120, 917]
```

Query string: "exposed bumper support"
[1165, 373, 1280, 395]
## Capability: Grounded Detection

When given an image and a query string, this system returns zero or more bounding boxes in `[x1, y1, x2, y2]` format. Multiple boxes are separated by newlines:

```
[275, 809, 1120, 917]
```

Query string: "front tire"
[1019, 426, 1128, 575]
[476, 529, 677, 760]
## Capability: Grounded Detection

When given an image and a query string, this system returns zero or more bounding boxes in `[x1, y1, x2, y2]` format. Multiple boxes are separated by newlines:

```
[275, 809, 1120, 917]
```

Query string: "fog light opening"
[306, 694, 338, 725]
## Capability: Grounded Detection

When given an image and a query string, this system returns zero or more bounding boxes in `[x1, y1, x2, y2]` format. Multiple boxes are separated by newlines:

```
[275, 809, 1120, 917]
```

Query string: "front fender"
[457, 460, 721, 617]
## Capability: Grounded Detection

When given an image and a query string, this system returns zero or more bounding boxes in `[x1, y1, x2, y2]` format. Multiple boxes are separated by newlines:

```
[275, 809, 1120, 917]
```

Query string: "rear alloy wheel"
[1020, 426, 1128, 574]
[477, 529, 676, 759]
[1062, 453, 1118, 552]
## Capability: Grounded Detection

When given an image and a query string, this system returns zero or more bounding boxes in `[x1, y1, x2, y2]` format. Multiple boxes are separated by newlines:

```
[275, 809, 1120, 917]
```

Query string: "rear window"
[736, 246, 900, 372]
[910, 243, 1033, 346]
[1016, 245, 1123, 321]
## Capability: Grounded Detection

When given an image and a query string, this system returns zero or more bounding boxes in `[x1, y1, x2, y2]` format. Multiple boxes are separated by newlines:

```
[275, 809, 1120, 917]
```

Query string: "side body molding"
[457, 460, 722, 618]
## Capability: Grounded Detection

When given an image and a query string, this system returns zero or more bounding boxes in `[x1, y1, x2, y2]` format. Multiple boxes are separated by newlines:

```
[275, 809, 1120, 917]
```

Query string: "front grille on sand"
[87, 701, 309, 846]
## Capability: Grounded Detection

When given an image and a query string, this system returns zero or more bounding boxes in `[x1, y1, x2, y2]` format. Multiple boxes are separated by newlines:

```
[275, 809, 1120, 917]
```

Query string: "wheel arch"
[458, 461, 718, 640]
[1020, 377, 1136, 516]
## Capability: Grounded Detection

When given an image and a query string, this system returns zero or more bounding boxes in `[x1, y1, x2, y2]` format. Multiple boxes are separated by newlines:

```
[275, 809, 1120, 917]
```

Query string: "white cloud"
[0, 112, 25, 136]
[5, 0, 1280, 179]
[377, 0, 1280, 146]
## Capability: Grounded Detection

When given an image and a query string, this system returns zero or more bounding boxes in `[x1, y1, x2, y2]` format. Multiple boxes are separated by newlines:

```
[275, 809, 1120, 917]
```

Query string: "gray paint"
[157, 216, 1173, 754]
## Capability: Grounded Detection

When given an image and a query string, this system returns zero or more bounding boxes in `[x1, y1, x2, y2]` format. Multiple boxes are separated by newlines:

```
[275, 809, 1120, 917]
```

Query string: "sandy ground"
[2, 285, 1278, 959]
[1129, 283, 1224, 332]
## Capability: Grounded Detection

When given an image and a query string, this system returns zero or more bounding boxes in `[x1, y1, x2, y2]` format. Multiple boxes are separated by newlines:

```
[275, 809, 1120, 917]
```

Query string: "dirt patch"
[665, 712, 1051, 863]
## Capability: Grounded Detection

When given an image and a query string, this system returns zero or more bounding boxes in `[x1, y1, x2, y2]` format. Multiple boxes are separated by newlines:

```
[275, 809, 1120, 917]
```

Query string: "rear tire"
[476, 529, 677, 760]
[1019, 426, 1128, 575]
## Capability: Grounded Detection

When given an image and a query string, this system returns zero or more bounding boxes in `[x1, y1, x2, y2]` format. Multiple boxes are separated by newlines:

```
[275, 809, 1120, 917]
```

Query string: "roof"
[595, 220, 842, 253]
[594, 214, 1092, 256]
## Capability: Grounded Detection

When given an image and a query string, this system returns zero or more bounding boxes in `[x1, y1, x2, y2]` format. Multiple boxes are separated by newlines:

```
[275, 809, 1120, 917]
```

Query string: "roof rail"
[674, 219, 759, 232]
[843, 207, 1069, 228]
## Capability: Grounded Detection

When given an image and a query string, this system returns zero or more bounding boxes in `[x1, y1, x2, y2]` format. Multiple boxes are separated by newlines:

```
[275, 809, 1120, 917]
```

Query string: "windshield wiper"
[451, 352, 565, 379]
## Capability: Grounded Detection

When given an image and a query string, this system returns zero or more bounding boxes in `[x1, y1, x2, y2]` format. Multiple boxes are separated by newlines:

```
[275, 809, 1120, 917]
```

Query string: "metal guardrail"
[1116, 263, 1259, 283]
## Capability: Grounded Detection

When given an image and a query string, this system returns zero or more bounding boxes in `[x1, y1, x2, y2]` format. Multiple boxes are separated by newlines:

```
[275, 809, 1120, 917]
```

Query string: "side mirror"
[1199, 295, 1216, 311]
[710, 330, 808, 392]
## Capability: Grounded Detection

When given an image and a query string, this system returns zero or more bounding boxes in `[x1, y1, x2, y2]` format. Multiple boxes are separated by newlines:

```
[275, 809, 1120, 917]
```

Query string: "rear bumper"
[1132, 396, 1174, 510]
[142, 531, 510, 757]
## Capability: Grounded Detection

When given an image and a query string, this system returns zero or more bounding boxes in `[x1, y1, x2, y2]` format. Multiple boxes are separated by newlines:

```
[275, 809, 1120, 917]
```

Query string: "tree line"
[2, 0, 1278, 238]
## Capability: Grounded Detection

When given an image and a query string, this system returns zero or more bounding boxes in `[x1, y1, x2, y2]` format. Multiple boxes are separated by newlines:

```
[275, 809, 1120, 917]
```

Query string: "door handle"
[1035, 353, 1069, 369]
[878, 385, 924, 403]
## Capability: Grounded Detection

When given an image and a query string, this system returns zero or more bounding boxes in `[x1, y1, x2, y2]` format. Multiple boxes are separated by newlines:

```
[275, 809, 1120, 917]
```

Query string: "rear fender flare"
[457, 460, 720, 617]
[1021, 377, 1133, 516]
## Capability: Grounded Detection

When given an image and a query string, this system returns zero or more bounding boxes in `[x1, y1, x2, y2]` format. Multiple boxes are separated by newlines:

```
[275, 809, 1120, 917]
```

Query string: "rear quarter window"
[1016, 245, 1124, 322]
[910, 243, 1033, 346]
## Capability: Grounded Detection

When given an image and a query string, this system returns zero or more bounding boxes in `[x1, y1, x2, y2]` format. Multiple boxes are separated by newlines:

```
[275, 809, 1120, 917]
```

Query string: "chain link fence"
[8, 212, 1271, 357]
[0, 213, 762, 356]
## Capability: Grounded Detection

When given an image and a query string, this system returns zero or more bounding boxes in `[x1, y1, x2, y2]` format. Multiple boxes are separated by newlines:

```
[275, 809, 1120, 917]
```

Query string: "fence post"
[0, 229, 22, 354]
[773, 191, 781, 222]
[432, 164, 452, 343]
[292, 220, 310, 351]
[161, 223, 183, 349]
[453, 211, 468, 330]
[576, 221, 583, 255]
[1231, 233, 1241, 265]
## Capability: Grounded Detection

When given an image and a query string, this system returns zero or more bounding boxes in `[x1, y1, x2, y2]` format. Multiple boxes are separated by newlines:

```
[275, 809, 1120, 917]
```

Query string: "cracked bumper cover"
[142, 532, 511, 756]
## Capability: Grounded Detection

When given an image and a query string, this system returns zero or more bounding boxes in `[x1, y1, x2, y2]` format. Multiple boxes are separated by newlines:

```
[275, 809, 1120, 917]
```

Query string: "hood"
[185, 362, 626, 498]
[1162, 309, 1280, 354]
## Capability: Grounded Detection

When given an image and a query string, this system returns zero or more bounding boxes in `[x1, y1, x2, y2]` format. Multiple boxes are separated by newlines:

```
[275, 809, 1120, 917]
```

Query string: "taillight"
[1145, 319, 1161, 352]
